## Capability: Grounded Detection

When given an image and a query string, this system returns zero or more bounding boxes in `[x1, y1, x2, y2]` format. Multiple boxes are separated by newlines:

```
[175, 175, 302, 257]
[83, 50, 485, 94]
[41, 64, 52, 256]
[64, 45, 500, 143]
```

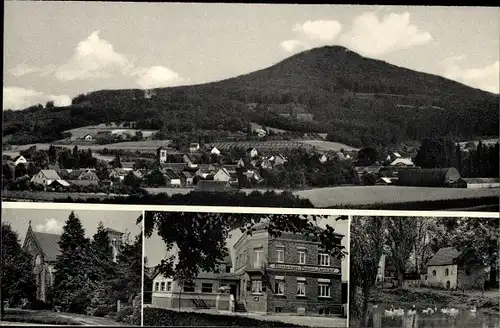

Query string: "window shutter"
[318, 254, 321, 265]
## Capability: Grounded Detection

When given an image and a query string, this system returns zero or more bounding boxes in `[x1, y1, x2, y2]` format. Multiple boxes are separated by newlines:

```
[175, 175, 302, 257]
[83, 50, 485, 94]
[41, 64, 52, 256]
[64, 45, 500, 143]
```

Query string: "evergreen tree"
[89, 222, 115, 281]
[48, 145, 58, 165]
[1, 223, 36, 315]
[53, 211, 92, 313]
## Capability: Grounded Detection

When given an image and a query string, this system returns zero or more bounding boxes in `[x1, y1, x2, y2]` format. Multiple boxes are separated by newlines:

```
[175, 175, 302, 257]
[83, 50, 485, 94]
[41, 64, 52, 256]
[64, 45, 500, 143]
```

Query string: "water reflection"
[367, 304, 499, 328]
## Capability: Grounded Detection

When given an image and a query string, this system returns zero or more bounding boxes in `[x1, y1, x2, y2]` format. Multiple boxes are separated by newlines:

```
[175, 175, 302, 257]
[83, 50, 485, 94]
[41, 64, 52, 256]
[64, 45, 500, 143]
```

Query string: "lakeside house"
[151, 221, 343, 316]
[422, 247, 487, 290]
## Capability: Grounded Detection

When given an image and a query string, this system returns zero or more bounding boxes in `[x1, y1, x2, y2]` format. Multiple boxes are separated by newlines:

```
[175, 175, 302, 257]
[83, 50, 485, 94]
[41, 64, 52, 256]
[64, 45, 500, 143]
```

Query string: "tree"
[146, 169, 166, 187]
[356, 147, 378, 166]
[14, 163, 27, 179]
[124, 172, 142, 189]
[88, 222, 115, 282]
[46, 100, 54, 108]
[2, 163, 14, 181]
[385, 217, 418, 287]
[142, 212, 346, 286]
[1, 223, 36, 315]
[349, 217, 386, 326]
[110, 232, 143, 305]
[53, 212, 92, 313]
[61, 131, 72, 140]
[111, 155, 122, 169]
[440, 217, 499, 288]
[48, 145, 58, 165]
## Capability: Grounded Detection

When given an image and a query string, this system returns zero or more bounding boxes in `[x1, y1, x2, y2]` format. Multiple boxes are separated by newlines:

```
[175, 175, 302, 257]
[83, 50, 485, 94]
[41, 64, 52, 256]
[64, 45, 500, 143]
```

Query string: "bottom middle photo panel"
[142, 210, 349, 327]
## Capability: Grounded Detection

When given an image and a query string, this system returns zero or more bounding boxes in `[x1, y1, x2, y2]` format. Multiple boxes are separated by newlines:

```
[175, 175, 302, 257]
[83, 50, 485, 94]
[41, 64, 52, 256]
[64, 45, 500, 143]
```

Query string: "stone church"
[22, 221, 124, 302]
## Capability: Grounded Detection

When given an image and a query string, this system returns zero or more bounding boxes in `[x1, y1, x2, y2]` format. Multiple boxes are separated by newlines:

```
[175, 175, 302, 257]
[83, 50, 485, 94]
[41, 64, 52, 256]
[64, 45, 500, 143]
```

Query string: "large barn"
[397, 167, 461, 187]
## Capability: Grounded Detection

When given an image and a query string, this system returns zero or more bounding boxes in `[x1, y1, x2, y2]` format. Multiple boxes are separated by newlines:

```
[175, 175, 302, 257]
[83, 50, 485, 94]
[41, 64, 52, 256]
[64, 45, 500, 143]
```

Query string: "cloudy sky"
[2, 208, 142, 244]
[3, 3, 499, 110]
[145, 214, 349, 282]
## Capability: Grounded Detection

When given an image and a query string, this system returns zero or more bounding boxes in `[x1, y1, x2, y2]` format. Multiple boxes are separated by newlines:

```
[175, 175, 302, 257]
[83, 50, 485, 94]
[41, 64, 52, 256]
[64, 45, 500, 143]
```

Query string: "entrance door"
[446, 281, 450, 289]
[230, 284, 238, 301]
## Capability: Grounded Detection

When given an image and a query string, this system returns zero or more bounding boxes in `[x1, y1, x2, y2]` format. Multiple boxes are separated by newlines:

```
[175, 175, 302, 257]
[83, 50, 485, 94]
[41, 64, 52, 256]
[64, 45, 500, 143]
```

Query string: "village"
[2, 132, 499, 201]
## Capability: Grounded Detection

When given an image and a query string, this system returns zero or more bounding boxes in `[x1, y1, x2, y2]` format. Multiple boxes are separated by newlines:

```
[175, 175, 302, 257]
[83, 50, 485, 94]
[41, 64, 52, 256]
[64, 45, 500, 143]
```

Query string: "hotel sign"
[269, 263, 340, 274]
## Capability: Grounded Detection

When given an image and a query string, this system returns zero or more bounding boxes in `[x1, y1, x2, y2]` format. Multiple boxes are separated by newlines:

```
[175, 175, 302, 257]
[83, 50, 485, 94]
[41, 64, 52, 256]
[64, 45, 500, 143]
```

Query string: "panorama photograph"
[2, 3, 499, 210]
[142, 211, 349, 327]
[0, 207, 143, 326]
[349, 215, 499, 328]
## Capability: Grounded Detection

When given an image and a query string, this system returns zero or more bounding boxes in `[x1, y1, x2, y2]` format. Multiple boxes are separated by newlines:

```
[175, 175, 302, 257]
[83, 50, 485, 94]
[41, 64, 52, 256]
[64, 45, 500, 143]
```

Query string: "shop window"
[251, 280, 262, 294]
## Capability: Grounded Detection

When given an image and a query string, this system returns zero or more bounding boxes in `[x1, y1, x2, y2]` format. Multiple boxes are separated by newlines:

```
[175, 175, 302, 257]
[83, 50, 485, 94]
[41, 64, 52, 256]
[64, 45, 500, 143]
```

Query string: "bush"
[143, 307, 307, 327]
[113, 306, 134, 323]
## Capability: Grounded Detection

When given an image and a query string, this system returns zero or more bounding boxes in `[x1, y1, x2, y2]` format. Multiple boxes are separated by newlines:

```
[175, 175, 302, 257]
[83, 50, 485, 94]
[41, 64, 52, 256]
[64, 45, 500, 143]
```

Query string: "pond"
[352, 304, 500, 328]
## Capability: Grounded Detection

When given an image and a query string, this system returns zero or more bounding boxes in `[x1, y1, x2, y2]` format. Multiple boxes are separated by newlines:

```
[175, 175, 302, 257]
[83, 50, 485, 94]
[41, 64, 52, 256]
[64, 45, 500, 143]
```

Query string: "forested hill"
[4, 45, 499, 147]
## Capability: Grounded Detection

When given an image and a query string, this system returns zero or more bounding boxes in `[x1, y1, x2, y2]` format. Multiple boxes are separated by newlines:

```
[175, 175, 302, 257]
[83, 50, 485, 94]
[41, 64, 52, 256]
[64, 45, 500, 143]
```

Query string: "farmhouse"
[83, 134, 94, 140]
[13, 155, 28, 166]
[451, 178, 500, 189]
[231, 221, 343, 315]
[109, 168, 129, 181]
[375, 177, 397, 185]
[189, 143, 200, 153]
[272, 154, 287, 166]
[164, 169, 182, 187]
[422, 247, 487, 290]
[31, 170, 62, 186]
[151, 251, 236, 310]
[210, 147, 221, 156]
[180, 171, 194, 186]
[318, 154, 328, 163]
[213, 168, 232, 182]
[247, 148, 258, 159]
[397, 167, 461, 187]
[22, 221, 124, 303]
[389, 158, 414, 167]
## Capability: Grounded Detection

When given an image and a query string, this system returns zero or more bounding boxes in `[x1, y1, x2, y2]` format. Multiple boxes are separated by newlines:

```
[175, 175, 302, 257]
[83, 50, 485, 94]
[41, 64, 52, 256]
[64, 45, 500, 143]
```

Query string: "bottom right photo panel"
[349, 215, 499, 328]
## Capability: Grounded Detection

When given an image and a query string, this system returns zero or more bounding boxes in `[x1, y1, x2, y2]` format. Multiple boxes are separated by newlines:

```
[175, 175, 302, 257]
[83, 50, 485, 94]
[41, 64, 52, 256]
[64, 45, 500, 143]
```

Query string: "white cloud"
[441, 58, 499, 94]
[9, 64, 40, 77]
[292, 20, 343, 42]
[11, 31, 183, 91]
[280, 39, 307, 53]
[35, 219, 63, 234]
[55, 30, 133, 81]
[134, 65, 184, 89]
[281, 20, 342, 53]
[339, 11, 432, 57]
[3, 86, 71, 110]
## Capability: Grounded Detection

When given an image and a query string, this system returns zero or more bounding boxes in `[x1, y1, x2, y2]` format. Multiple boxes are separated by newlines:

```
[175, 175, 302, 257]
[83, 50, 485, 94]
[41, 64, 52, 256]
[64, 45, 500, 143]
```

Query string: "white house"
[390, 158, 414, 167]
[319, 154, 328, 163]
[213, 168, 231, 182]
[189, 143, 200, 153]
[255, 128, 267, 138]
[83, 134, 94, 141]
[13, 155, 28, 166]
[31, 170, 62, 186]
[210, 147, 221, 156]
[247, 148, 258, 158]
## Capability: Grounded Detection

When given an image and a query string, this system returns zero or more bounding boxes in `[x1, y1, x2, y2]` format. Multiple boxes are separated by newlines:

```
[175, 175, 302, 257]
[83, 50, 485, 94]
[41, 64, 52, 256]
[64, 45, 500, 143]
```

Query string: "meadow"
[294, 186, 500, 208]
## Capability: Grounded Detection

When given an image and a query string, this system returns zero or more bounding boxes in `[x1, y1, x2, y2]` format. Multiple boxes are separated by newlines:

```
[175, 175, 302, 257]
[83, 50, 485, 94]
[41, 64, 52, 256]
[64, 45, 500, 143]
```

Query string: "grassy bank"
[1, 309, 82, 325]
[370, 288, 499, 314]
[143, 307, 306, 327]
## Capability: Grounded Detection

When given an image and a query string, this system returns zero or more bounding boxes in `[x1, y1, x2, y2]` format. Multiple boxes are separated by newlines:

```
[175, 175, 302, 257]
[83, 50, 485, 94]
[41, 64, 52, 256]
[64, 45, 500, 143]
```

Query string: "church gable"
[23, 223, 62, 263]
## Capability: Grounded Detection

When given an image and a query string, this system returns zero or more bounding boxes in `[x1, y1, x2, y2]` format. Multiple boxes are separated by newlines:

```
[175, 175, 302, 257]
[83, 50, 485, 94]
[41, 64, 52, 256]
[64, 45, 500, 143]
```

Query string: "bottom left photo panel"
[1, 206, 143, 326]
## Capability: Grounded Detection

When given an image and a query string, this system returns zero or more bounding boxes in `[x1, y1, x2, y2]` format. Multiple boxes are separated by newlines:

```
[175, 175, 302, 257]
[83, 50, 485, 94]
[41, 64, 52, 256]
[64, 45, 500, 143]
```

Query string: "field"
[2, 191, 129, 202]
[5, 140, 174, 154]
[298, 140, 358, 151]
[294, 186, 500, 207]
[62, 124, 158, 140]
[207, 139, 353, 152]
